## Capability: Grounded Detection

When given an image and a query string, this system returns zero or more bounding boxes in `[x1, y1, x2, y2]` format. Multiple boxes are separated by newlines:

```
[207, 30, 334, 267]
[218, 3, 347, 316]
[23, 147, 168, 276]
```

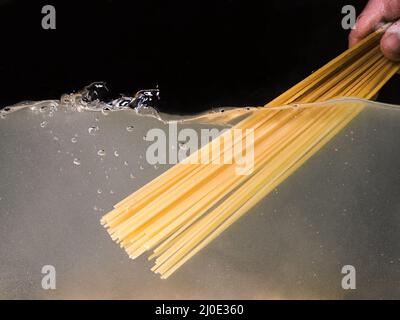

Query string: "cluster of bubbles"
[0, 83, 158, 211]
[59, 82, 161, 114]
[0, 83, 162, 172]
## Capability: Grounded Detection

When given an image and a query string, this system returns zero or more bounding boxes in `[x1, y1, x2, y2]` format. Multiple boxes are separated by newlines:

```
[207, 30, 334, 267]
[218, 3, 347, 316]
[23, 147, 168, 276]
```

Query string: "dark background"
[0, 0, 398, 113]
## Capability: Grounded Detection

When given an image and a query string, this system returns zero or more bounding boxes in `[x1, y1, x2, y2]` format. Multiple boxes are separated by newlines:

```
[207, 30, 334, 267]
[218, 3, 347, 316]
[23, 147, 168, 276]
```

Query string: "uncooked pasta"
[101, 28, 400, 279]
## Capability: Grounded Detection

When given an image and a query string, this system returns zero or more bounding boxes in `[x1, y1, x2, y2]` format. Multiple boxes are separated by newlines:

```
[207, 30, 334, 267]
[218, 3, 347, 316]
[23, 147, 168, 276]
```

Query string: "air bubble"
[97, 189, 102, 194]
[82, 82, 110, 103]
[71, 137, 78, 143]
[131, 89, 160, 110]
[114, 150, 119, 157]
[97, 149, 106, 156]
[88, 126, 99, 135]
[126, 125, 135, 132]
[73, 158, 81, 166]
[179, 142, 188, 150]
[40, 121, 48, 128]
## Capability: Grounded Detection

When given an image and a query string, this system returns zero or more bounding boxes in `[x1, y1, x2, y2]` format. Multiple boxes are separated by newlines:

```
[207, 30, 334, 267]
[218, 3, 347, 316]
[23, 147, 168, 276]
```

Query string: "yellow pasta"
[101, 29, 400, 279]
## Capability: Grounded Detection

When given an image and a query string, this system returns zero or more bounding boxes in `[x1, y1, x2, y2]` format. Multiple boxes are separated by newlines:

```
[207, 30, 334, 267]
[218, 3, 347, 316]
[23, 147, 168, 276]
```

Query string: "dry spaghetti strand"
[101, 29, 400, 279]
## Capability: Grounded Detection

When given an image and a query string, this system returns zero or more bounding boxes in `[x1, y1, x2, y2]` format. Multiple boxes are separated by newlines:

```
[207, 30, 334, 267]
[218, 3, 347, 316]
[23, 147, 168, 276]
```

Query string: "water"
[0, 87, 399, 299]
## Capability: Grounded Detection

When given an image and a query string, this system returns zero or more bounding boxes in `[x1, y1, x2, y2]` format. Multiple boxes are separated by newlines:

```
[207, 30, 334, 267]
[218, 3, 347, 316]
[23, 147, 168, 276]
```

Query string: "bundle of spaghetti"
[101, 28, 400, 278]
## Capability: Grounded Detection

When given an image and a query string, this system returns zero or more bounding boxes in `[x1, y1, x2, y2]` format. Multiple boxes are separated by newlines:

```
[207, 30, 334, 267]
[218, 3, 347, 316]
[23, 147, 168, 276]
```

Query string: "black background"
[0, 0, 399, 114]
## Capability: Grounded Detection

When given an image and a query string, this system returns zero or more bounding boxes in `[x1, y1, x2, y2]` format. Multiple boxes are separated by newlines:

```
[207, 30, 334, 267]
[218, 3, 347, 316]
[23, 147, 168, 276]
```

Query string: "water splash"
[2, 81, 400, 127]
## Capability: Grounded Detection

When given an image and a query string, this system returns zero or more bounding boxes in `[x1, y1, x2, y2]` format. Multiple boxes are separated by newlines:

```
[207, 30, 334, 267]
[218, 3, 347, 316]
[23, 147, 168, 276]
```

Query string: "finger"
[349, 0, 386, 47]
[381, 20, 400, 61]
[349, 0, 400, 47]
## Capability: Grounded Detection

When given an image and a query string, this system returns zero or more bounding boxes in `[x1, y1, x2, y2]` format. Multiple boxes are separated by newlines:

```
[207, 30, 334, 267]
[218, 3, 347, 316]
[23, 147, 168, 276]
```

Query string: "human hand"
[349, 0, 400, 61]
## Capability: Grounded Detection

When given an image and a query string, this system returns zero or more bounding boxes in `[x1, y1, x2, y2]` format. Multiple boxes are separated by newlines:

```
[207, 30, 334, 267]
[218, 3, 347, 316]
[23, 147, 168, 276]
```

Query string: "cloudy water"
[0, 86, 399, 299]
